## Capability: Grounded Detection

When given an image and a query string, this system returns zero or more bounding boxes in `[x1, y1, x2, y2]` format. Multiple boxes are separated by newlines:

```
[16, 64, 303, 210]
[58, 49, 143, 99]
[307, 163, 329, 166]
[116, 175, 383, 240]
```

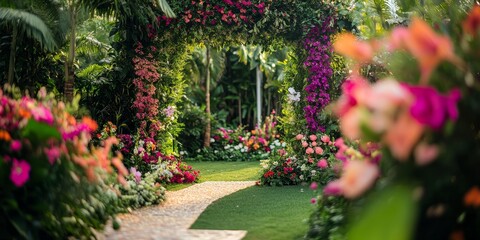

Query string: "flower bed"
[259, 132, 339, 186]
[0, 87, 127, 238]
[184, 111, 281, 162]
[96, 122, 200, 187]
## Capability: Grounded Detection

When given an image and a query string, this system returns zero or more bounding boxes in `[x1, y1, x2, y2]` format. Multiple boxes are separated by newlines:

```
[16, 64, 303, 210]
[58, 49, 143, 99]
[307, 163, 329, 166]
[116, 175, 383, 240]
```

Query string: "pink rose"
[306, 147, 314, 155]
[309, 135, 317, 141]
[311, 141, 317, 147]
[301, 141, 308, 148]
[321, 135, 330, 143]
[310, 182, 318, 190]
[296, 134, 304, 140]
[310, 198, 317, 204]
[317, 158, 328, 169]
[315, 147, 324, 155]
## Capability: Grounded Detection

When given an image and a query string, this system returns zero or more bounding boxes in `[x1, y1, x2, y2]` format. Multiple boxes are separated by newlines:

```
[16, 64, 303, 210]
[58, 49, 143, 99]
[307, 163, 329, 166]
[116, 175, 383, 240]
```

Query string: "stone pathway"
[102, 181, 256, 240]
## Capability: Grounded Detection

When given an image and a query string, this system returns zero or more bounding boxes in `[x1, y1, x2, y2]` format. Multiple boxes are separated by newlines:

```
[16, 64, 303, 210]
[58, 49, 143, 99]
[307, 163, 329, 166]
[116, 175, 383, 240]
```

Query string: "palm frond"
[385, 0, 399, 20]
[0, 7, 58, 51]
[76, 33, 111, 56]
[156, 0, 176, 18]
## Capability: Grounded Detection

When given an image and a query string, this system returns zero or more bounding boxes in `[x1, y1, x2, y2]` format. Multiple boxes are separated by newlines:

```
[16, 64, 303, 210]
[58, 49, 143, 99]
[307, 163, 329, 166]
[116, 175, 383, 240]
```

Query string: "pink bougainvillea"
[132, 43, 161, 137]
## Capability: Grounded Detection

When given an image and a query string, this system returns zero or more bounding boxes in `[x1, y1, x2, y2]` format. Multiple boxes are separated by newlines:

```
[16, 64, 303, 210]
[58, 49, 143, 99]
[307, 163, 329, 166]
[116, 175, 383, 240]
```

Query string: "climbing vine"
[108, 0, 355, 152]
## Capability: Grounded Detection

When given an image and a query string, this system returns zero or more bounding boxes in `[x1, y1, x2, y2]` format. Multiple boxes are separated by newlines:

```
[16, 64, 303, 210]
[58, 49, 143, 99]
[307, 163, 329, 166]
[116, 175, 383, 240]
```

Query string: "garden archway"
[111, 0, 354, 152]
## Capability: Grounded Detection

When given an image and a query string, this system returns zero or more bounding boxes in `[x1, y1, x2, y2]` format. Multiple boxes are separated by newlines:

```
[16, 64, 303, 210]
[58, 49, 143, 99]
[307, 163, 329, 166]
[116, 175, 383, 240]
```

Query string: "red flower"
[263, 170, 274, 178]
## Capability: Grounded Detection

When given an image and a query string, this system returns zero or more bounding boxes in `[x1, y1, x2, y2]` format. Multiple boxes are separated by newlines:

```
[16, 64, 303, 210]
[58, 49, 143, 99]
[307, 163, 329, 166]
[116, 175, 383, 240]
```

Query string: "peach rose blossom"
[296, 134, 304, 140]
[306, 147, 314, 155]
[315, 147, 324, 155]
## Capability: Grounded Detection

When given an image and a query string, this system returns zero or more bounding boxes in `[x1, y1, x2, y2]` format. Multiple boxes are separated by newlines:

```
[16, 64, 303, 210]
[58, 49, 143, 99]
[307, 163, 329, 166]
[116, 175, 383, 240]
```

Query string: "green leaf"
[157, 0, 176, 18]
[21, 119, 61, 142]
[347, 185, 417, 240]
[0, 8, 58, 51]
[10, 215, 33, 240]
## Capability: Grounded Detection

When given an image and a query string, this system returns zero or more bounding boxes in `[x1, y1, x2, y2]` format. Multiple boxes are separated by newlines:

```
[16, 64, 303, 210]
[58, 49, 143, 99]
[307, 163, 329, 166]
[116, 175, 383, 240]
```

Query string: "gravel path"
[102, 181, 256, 240]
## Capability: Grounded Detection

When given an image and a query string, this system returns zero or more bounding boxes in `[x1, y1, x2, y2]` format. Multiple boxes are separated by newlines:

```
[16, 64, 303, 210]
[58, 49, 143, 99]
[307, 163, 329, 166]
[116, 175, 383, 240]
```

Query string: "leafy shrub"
[117, 167, 167, 210]
[177, 103, 207, 154]
[305, 196, 348, 240]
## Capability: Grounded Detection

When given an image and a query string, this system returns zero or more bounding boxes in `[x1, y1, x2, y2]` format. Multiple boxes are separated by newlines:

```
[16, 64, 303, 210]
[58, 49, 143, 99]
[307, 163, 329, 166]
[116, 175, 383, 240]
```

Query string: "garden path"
[102, 181, 256, 240]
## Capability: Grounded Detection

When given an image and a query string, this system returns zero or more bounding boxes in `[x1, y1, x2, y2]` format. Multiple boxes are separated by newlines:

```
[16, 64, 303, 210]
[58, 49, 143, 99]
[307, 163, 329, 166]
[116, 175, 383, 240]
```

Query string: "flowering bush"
[185, 111, 282, 162]
[117, 167, 166, 210]
[259, 132, 340, 186]
[95, 122, 200, 185]
[303, 21, 334, 132]
[259, 149, 301, 186]
[308, 7, 480, 239]
[0, 86, 128, 238]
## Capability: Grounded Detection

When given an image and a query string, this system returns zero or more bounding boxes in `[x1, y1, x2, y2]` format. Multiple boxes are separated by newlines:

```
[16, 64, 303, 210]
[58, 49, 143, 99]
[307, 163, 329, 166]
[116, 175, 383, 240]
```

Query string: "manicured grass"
[165, 161, 261, 191]
[190, 185, 316, 240]
[189, 161, 261, 181]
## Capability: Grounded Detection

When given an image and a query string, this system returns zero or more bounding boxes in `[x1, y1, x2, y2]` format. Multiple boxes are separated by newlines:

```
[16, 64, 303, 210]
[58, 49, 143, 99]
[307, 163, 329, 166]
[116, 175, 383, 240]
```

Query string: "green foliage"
[177, 103, 208, 154]
[0, 8, 57, 50]
[279, 45, 309, 139]
[347, 185, 417, 240]
[117, 171, 166, 210]
[305, 195, 348, 240]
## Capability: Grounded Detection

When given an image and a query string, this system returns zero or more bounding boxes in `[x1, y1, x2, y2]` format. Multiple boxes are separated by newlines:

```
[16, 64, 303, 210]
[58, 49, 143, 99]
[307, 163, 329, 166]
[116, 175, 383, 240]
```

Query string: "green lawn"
[190, 185, 316, 240]
[165, 161, 261, 191]
[189, 161, 261, 181]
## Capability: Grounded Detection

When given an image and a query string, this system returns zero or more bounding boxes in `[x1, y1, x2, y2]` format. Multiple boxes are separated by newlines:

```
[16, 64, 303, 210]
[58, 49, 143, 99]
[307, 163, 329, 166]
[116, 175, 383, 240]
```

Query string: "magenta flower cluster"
[403, 84, 461, 130]
[303, 20, 334, 132]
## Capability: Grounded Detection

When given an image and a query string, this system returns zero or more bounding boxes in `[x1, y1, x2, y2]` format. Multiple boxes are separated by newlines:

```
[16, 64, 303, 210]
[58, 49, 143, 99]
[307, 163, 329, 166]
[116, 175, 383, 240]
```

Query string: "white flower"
[301, 164, 307, 171]
[210, 138, 215, 143]
[287, 87, 301, 102]
[197, 149, 201, 153]
[299, 175, 304, 180]
[214, 150, 218, 153]
[311, 170, 317, 175]
[273, 161, 278, 166]
[281, 142, 286, 147]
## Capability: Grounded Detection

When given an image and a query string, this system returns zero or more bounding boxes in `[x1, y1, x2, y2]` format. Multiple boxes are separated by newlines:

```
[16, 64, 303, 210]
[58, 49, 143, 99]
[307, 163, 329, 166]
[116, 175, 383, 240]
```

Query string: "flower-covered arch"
[113, 0, 354, 151]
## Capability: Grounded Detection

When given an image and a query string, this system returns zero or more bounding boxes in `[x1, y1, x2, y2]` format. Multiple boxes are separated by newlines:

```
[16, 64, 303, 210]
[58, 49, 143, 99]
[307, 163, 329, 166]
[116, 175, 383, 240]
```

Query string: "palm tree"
[234, 45, 287, 125]
[0, 0, 62, 84]
[63, 0, 176, 101]
[183, 45, 226, 147]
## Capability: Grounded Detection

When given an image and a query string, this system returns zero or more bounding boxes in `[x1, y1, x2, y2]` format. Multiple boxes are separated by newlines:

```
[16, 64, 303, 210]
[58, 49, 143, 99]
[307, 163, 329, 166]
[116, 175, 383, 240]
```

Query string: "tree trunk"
[64, 2, 76, 102]
[256, 66, 263, 126]
[7, 24, 18, 85]
[267, 90, 272, 115]
[203, 46, 211, 148]
[238, 93, 242, 126]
